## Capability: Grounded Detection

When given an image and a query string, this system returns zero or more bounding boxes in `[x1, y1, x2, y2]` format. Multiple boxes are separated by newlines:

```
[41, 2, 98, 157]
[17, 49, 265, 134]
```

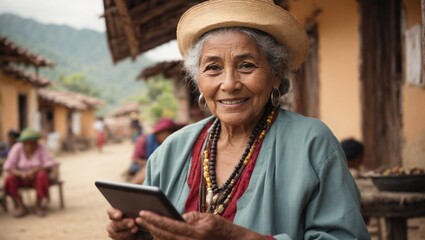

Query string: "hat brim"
[177, 0, 309, 70]
[18, 135, 40, 142]
[153, 123, 185, 134]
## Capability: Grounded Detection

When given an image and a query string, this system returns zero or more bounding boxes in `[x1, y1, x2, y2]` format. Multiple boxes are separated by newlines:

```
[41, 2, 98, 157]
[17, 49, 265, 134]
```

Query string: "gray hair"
[183, 27, 293, 95]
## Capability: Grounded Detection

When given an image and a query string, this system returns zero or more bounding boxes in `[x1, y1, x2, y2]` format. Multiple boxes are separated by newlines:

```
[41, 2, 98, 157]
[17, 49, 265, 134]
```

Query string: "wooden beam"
[115, 0, 139, 60]
[139, 7, 188, 40]
[422, 0, 425, 85]
[130, 1, 197, 26]
[139, 32, 176, 53]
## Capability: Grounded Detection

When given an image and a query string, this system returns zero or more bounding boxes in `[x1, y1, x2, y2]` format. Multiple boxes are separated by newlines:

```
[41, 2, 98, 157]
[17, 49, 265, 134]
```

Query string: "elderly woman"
[4, 128, 56, 217]
[106, 0, 369, 239]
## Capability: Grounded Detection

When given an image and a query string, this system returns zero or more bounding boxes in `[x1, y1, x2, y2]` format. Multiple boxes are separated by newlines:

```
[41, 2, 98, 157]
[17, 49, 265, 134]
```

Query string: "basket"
[371, 174, 425, 192]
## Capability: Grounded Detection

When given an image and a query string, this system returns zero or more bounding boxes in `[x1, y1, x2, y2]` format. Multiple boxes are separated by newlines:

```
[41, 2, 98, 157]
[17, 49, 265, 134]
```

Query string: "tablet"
[95, 180, 184, 221]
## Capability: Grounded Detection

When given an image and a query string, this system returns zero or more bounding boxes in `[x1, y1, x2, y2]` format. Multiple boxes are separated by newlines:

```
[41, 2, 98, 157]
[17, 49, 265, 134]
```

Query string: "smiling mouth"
[219, 98, 249, 105]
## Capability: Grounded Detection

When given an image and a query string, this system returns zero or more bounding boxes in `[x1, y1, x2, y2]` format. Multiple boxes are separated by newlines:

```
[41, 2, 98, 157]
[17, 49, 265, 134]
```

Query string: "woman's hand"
[23, 169, 36, 180]
[106, 208, 139, 240]
[15, 170, 30, 179]
[135, 211, 268, 240]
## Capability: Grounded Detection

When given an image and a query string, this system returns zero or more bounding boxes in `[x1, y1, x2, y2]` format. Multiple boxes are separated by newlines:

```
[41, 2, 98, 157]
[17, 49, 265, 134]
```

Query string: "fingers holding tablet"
[106, 207, 138, 239]
[97, 180, 184, 240]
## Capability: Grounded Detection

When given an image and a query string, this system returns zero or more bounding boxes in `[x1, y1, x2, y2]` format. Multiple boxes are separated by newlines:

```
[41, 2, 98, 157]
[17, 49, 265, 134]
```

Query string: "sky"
[0, 0, 181, 62]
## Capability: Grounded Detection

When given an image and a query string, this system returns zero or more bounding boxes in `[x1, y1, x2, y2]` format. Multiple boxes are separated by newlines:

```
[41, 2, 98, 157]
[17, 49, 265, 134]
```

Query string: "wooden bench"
[1, 165, 65, 210]
[47, 179, 65, 209]
[20, 165, 65, 209]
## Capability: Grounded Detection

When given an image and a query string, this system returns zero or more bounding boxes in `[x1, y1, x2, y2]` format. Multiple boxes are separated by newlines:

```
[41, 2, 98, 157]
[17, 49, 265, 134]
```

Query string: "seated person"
[1, 130, 20, 177]
[128, 118, 182, 184]
[3, 128, 56, 217]
[0, 129, 20, 158]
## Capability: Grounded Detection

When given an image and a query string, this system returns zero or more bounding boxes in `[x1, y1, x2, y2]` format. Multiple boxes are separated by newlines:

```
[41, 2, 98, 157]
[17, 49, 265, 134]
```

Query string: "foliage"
[54, 73, 100, 97]
[135, 76, 179, 123]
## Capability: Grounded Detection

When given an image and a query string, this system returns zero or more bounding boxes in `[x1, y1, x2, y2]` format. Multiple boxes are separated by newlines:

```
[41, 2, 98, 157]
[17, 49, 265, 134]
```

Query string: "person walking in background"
[130, 112, 143, 143]
[3, 128, 56, 218]
[93, 116, 106, 152]
[128, 118, 183, 184]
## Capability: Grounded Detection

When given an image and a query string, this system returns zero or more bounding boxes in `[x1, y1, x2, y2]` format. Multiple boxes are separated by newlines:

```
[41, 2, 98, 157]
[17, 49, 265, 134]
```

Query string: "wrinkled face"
[23, 140, 38, 155]
[198, 31, 279, 127]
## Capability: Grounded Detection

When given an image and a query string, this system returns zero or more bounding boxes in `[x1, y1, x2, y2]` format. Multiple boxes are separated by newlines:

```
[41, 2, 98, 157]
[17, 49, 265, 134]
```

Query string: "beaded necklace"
[199, 105, 277, 215]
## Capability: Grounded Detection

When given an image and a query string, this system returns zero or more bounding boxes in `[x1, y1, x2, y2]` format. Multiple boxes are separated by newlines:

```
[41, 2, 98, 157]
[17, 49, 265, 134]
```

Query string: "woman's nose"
[220, 70, 241, 91]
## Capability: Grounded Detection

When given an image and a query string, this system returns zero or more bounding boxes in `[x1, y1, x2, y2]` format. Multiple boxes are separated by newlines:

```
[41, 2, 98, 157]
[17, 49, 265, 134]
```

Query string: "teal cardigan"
[144, 110, 370, 239]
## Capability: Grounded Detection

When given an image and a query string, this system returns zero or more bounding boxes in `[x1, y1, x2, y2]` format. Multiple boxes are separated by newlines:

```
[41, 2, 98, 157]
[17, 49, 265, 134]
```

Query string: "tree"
[55, 73, 101, 97]
[135, 76, 179, 123]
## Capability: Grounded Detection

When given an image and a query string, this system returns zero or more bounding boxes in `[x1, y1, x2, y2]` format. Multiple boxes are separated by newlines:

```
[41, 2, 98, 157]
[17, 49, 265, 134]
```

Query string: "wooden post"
[422, 0, 425, 84]
[385, 218, 407, 240]
[359, 0, 403, 169]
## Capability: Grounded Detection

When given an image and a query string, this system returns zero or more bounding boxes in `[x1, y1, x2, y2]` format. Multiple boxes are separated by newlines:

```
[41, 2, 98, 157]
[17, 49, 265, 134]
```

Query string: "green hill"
[0, 13, 152, 113]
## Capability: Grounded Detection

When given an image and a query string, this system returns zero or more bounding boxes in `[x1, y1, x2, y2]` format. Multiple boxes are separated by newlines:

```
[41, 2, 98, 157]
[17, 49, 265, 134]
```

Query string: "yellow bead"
[217, 205, 224, 213]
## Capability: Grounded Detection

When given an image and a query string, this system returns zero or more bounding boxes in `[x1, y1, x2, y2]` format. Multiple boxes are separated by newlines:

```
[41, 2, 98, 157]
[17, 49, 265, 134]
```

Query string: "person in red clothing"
[93, 116, 106, 152]
[3, 128, 56, 217]
[128, 118, 183, 184]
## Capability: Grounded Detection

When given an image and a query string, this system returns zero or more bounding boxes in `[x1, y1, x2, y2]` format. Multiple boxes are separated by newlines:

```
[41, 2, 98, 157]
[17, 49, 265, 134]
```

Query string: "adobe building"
[0, 36, 53, 141]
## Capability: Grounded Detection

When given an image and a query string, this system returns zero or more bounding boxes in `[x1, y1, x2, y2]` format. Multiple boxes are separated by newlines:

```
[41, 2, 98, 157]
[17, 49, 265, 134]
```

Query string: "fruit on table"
[378, 166, 424, 176]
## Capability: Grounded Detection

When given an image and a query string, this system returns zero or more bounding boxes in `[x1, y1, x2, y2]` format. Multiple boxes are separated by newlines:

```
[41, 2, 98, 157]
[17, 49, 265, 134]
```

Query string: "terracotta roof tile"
[137, 60, 185, 81]
[1, 65, 52, 87]
[110, 101, 139, 117]
[38, 89, 105, 110]
[0, 36, 54, 67]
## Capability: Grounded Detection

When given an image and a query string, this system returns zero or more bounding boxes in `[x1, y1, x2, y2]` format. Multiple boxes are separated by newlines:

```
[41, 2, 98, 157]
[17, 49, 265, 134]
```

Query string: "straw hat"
[18, 128, 41, 142]
[177, 0, 309, 70]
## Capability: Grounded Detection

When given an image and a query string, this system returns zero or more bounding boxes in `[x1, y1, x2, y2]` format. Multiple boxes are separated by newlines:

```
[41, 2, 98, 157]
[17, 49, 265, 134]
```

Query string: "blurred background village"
[0, 0, 424, 239]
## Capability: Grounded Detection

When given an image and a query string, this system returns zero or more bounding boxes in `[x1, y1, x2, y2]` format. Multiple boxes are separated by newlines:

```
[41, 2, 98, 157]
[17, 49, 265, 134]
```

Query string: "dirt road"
[0, 141, 133, 240]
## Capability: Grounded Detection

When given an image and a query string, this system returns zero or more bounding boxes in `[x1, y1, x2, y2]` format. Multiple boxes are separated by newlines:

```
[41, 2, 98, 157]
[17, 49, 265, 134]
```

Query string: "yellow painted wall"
[289, 0, 361, 140]
[54, 105, 68, 144]
[402, 0, 425, 168]
[0, 71, 39, 140]
[80, 109, 96, 139]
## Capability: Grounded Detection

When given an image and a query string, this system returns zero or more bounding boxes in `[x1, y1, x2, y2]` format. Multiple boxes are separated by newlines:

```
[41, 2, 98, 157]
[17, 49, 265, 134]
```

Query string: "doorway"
[18, 93, 28, 130]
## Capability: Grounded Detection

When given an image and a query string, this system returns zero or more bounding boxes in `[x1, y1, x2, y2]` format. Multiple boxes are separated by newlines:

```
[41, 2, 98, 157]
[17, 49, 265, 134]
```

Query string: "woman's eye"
[239, 62, 256, 71]
[204, 64, 221, 72]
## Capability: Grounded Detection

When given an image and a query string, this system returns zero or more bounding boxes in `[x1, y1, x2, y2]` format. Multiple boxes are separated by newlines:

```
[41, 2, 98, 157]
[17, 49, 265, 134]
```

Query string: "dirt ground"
[0, 141, 424, 240]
